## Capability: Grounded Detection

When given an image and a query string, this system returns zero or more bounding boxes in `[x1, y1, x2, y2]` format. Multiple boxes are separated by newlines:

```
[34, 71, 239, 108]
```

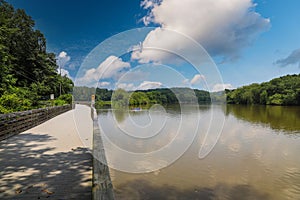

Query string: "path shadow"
[0, 133, 92, 200]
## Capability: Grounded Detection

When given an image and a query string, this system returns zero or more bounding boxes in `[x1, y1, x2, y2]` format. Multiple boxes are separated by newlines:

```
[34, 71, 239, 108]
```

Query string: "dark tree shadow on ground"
[114, 179, 270, 200]
[0, 133, 92, 200]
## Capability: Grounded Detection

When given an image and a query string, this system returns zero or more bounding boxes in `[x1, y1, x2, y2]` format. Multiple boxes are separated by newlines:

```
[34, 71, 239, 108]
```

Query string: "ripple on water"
[276, 167, 300, 200]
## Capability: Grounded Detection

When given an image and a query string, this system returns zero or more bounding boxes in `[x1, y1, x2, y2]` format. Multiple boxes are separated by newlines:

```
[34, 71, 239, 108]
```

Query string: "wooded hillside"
[226, 74, 300, 105]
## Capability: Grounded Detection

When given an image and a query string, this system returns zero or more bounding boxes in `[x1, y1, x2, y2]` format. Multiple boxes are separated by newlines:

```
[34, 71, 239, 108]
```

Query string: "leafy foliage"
[58, 94, 73, 104]
[226, 74, 300, 105]
[0, 1, 73, 113]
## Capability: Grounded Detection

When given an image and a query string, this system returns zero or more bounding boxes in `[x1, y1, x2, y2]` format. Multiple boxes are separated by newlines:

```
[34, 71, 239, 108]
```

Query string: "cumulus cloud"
[116, 81, 163, 91]
[78, 55, 130, 86]
[182, 79, 189, 85]
[133, 0, 270, 63]
[190, 74, 205, 85]
[116, 83, 135, 91]
[137, 81, 163, 90]
[275, 48, 300, 68]
[182, 74, 205, 86]
[98, 81, 110, 87]
[60, 68, 69, 76]
[212, 83, 234, 92]
[57, 68, 72, 79]
[57, 51, 71, 68]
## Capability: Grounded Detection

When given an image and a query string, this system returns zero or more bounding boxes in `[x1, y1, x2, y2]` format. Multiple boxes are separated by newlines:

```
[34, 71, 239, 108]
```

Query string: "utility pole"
[46, 57, 62, 97]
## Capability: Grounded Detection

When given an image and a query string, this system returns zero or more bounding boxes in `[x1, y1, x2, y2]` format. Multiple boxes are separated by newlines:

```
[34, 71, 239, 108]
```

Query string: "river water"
[97, 105, 300, 200]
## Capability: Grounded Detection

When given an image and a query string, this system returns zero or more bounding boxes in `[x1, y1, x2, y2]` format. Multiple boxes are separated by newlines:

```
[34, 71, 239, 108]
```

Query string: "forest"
[0, 1, 73, 113]
[226, 74, 300, 105]
[103, 88, 213, 108]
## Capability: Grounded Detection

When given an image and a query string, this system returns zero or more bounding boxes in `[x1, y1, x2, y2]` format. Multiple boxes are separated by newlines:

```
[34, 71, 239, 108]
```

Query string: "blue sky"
[8, 0, 300, 91]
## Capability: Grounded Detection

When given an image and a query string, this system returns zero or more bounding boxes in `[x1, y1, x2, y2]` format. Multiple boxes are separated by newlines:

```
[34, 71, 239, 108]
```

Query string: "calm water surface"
[98, 105, 300, 200]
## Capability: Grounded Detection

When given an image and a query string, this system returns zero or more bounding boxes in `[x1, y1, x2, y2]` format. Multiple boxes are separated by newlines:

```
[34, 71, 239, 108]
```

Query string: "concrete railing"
[0, 105, 72, 141]
[91, 106, 115, 200]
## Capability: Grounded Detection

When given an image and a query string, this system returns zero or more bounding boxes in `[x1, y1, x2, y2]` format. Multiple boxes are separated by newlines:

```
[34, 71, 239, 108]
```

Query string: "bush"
[0, 92, 32, 113]
[267, 94, 283, 105]
[53, 99, 67, 106]
[0, 104, 11, 114]
[58, 94, 72, 104]
[95, 100, 111, 109]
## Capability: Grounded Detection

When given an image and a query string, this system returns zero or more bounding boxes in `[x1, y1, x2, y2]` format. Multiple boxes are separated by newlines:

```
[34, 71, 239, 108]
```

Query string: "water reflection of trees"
[226, 105, 300, 132]
[98, 104, 212, 123]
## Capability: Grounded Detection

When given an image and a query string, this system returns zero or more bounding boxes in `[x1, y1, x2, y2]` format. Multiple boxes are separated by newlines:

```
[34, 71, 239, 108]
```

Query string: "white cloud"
[137, 81, 163, 90]
[182, 79, 189, 85]
[59, 51, 68, 58]
[57, 68, 72, 80]
[212, 83, 234, 92]
[78, 55, 130, 86]
[182, 74, 206, 86]
[99, 81, 110, 87]
[116, 81, 163, 91]
[60, 68, 69, 77]
[141, 0, 156, 9]
[116, 83, 135, 91]
[133, 0, 270, 63]
[190, 74, 205, 85]
[57, 51, 71, 68]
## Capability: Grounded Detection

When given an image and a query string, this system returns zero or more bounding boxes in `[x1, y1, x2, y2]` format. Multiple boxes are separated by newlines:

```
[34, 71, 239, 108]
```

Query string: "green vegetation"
[93, 87, 212, 109]
[226, 74, 300, 105]
[0, 1, 73, 113]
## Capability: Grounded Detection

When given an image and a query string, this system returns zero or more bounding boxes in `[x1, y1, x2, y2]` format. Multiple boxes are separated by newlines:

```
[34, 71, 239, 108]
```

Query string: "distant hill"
[226, 74, 300, 105]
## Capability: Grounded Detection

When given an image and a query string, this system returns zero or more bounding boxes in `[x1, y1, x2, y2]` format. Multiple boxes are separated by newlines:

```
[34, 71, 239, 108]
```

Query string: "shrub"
[58, 94, 72, 104]
[0, 92, 32, 113]
[53, 99, 67, 106]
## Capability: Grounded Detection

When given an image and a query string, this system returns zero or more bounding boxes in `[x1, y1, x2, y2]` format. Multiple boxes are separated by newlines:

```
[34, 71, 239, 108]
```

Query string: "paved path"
[0, 104, 93, 200]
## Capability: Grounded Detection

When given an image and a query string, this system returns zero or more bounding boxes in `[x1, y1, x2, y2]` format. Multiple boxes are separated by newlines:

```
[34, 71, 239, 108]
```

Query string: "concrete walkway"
[0, 104, 93, 200]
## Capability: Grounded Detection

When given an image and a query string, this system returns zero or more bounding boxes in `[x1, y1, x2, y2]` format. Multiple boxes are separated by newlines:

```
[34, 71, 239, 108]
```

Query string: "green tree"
[226, 74, 300, 105]
[111, 89, 129, 108]
[129, 92, 149, 105]
[0, 1, 73, 113]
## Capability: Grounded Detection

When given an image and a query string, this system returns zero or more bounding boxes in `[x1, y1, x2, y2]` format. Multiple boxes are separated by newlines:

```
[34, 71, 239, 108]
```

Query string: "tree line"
[91, 87, 212, 108]
[73, 86, 214, 106]
[0, 1, 73, 113]
[226, 74, 300, 105]
[74, 73, 300, 109]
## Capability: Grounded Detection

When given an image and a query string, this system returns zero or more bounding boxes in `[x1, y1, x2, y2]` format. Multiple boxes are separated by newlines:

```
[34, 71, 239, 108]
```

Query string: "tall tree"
[0, 0, 73, 112]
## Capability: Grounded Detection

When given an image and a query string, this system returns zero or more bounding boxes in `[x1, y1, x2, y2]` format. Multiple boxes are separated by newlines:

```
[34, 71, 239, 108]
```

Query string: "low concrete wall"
[0, 105, 72, 141]
[91, 107, 115, 200]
